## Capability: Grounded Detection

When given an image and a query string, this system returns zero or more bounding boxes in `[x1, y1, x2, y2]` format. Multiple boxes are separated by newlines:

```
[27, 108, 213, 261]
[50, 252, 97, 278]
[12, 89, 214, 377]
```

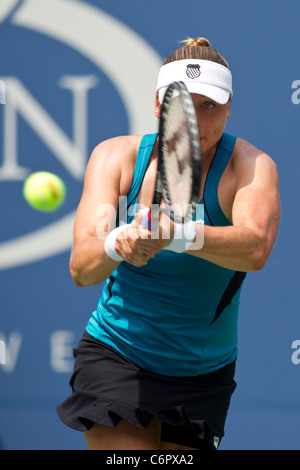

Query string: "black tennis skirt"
[56, 331, 237, 450]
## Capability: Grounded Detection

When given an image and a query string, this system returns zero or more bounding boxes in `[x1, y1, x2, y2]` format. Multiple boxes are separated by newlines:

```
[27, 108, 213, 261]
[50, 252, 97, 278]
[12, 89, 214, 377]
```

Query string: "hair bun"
[184, 37, 211, 48]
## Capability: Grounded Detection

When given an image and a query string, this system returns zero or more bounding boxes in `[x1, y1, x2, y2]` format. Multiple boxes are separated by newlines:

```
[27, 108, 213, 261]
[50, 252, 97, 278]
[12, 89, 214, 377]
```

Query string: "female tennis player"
[57, 37, 280, 450]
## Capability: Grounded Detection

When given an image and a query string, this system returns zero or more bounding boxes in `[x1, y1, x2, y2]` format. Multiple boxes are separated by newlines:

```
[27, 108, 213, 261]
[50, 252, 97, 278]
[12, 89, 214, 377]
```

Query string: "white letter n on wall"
[0, 75, 98, 181]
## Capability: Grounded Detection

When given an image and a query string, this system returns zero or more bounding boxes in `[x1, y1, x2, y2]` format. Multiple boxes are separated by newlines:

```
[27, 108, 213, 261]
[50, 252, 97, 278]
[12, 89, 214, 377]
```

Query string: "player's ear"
[154, 92, 160, 118]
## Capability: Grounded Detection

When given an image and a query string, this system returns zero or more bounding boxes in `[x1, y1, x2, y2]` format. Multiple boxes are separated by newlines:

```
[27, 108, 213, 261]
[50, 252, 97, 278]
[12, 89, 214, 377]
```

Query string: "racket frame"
[157, 81, 201, 224]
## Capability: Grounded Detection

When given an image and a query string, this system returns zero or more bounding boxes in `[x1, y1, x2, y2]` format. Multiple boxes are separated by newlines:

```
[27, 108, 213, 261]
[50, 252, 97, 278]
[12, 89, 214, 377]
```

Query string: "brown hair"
[163, 37, 229, 69]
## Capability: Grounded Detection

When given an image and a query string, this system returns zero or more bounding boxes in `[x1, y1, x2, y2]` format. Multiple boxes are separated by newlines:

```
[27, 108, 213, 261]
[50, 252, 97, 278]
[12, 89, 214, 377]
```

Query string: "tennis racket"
[141, 81, 201, 230]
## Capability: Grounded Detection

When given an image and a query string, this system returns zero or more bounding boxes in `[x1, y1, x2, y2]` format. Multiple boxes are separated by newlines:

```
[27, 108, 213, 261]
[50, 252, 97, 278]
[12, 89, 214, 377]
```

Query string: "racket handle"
[139, 208, 151, 229]
[139, 207, 166, 230]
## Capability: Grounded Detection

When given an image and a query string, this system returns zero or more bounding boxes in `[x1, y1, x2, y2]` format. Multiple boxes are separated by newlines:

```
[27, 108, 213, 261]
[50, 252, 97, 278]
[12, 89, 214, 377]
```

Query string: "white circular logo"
[0, 0, 162, 270]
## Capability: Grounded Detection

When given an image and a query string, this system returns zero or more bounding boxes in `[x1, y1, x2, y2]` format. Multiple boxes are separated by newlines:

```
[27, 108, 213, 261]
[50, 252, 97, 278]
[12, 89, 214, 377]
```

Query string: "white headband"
[156, 59, 233, 105]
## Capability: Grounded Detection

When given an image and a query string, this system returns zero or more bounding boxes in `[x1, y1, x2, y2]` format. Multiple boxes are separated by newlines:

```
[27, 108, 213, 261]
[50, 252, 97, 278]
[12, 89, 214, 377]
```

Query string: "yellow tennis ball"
[23, 171, 66, 212]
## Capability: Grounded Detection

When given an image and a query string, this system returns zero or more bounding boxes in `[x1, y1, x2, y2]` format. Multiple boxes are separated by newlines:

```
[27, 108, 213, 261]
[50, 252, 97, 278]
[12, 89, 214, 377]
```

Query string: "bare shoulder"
[85, 135, 143, 192]
[234, 137, 277, 168]
[232, 137, 279, 186]
[94, 135, 142, 153]
[88, 135, 143, 170]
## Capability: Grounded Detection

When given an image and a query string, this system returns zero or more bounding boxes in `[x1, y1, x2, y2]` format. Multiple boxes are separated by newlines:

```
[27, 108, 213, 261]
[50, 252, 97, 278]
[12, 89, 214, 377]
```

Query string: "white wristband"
[104, 224, 130, 261]
[164, 220, 196, 253]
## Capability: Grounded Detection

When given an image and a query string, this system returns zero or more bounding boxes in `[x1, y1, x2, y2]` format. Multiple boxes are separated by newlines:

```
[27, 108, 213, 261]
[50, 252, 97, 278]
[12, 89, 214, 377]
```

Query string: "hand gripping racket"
[141, 81, 201, 230]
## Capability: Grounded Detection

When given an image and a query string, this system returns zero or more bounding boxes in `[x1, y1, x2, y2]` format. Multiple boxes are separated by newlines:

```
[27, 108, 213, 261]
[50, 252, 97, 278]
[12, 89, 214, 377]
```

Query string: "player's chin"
[200, 134, 223, 157]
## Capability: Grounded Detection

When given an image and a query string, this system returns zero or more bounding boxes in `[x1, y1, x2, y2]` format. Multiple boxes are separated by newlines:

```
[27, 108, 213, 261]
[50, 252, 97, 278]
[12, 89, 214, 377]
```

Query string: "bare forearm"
[70, 237, 119, 287]
[186, 224, 268, 272]
[69, 224, 154, 286]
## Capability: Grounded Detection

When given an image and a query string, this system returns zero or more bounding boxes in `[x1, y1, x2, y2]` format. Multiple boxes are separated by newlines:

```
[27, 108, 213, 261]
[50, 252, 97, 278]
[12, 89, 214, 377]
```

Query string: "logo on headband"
[186, 64, 201, 79]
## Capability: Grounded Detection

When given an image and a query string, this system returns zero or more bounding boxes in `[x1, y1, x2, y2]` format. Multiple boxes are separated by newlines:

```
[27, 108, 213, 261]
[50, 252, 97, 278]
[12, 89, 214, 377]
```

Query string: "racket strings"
[162, 96, 194, 219]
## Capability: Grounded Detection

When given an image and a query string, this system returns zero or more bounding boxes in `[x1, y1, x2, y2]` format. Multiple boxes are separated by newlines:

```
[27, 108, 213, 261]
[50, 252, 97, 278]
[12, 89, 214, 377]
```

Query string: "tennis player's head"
[156, 37, 233, 108]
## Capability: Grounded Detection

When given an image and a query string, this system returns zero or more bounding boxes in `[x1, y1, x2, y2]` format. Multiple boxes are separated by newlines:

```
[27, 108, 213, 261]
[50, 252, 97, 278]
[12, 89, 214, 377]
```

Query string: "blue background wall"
[0, 0, 299, 450]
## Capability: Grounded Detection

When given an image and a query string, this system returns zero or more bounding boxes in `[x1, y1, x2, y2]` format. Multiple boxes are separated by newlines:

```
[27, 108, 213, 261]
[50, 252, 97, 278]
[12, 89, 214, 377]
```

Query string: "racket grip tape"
[139, 208, 152, 230]
[139, 207, 159, 230]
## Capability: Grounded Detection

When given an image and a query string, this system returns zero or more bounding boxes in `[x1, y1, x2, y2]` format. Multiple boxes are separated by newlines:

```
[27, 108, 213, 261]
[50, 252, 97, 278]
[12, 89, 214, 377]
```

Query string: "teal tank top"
[86, 132, 246, 376]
